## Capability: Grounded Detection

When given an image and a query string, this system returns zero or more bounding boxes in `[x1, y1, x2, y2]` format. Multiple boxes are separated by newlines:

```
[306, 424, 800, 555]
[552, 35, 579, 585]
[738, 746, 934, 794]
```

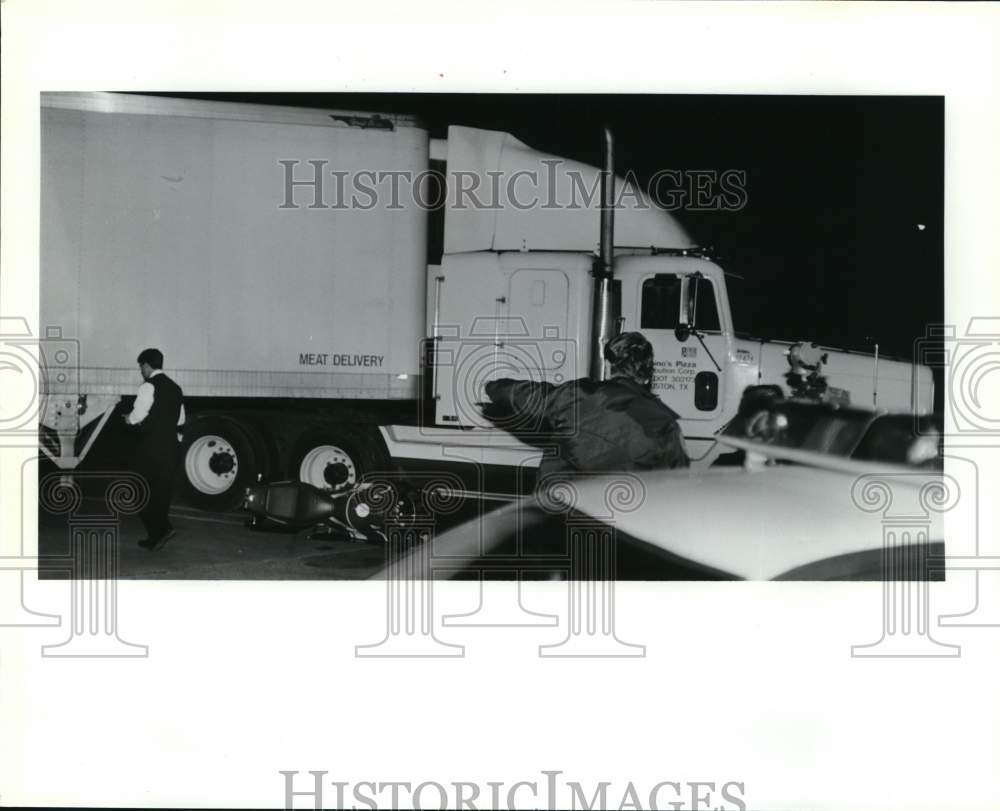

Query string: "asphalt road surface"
[39, 502, 393, 580]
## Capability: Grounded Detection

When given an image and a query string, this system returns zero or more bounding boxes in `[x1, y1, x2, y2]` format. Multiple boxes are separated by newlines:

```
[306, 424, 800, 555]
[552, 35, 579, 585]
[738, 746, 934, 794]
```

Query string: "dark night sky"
[159, 93, 944, 361]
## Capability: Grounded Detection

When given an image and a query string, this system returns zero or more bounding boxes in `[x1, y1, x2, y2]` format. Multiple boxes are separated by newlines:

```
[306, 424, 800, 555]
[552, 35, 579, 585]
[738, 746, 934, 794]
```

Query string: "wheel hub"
[323, 462, 350, 488]
[208, 448, 236, 475]
[185, 434, 240, 496]
[299, 444, 356, 491]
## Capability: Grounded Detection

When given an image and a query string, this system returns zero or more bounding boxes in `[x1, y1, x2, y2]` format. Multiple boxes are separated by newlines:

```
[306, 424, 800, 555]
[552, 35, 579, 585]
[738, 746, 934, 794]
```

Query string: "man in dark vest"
[124, 348, 185, 550]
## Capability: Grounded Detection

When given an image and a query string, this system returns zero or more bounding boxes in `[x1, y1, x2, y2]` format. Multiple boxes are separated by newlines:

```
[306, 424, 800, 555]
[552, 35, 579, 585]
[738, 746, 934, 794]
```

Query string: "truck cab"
[430, 251, 741, 463]
[617, 255, 743, 461]
[424, 125, 933, 468]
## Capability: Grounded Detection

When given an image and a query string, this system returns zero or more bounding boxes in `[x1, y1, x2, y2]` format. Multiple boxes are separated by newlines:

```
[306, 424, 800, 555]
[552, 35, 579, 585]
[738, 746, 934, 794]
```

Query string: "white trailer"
[39, 93, 934, 508]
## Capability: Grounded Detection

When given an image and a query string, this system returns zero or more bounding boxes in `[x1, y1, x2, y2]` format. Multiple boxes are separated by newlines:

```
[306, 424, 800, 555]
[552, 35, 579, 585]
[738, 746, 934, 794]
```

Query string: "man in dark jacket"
[124, 348, 185, 550]
[483, 332, 689, 477]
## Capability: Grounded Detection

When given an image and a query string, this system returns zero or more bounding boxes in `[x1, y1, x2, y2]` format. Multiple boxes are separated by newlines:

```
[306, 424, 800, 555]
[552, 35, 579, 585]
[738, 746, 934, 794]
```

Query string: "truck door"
[433, 260, 573, 429]
[503, 267, 574, 385]
[637, 272, 727, 422]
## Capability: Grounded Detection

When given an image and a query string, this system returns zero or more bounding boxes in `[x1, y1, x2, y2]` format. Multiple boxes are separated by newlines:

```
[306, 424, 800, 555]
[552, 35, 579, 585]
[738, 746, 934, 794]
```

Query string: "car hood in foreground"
[563, 463, 944, 579]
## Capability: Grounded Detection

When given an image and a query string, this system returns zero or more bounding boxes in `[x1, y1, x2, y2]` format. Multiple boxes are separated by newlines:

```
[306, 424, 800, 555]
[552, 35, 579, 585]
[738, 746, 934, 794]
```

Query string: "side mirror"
[674, 323, 691, 343]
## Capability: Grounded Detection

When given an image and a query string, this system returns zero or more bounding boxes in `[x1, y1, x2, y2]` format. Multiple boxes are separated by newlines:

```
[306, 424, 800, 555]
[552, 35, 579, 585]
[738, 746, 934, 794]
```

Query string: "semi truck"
[39, 92, 934, 509]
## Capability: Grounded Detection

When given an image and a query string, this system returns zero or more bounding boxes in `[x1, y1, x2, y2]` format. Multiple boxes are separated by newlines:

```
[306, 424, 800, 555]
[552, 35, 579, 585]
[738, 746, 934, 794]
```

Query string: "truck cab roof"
[441, 125, 695, 255]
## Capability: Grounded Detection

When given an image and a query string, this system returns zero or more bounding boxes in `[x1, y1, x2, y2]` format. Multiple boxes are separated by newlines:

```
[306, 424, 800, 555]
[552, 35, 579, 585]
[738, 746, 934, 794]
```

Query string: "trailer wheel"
[179, 417, 261, 511]
[290, 427, 389, 493]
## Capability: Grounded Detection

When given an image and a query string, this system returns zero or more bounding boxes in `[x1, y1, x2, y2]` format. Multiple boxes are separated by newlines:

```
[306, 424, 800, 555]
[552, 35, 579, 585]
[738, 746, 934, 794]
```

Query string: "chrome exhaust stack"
[589, 127, 616, 381]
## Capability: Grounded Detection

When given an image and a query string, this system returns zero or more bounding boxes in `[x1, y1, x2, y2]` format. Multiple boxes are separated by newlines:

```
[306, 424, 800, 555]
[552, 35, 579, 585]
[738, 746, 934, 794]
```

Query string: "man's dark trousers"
[134, 443, 178, 539]
[133, 373, 183, 540]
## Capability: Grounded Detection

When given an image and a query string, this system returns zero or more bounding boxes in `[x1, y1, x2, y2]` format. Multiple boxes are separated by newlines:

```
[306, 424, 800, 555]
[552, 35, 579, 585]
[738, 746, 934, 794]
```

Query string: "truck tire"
[179, 416, 262, 511]
[289, 426, 389, 493]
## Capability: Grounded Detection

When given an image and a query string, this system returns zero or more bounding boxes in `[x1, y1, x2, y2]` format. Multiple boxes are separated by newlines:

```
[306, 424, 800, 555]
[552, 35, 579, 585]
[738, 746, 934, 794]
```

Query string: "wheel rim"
[185, 434, 240, 495]
[299, 444, 357, 491]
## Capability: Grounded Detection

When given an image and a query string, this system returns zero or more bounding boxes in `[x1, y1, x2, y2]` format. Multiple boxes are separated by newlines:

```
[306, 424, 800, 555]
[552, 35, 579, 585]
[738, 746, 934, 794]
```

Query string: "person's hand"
[480, 399, 511, 424]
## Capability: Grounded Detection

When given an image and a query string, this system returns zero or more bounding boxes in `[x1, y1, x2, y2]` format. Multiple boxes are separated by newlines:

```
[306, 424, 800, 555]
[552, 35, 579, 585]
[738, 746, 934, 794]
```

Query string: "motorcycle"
[242, 478, 425, 544]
